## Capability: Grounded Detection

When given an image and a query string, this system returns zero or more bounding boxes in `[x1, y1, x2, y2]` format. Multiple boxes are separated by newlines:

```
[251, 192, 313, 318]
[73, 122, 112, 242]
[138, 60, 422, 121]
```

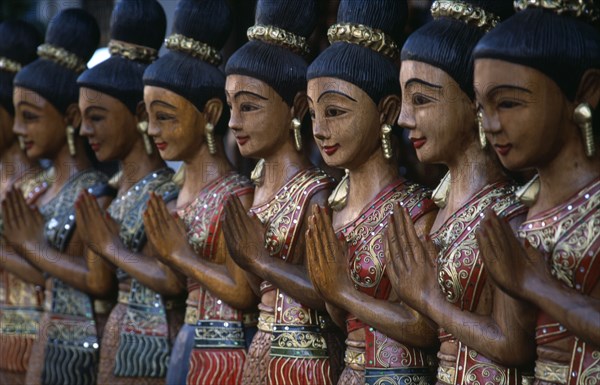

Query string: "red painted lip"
[24, 141, 33, 150]
[155, 142, 168, 151]
[410, 137, 427, 150]
[494, 144, 512, 156]
[323, 144, 340, 156]
[235, 136, 249, 146]
[89, 143, 100, 152]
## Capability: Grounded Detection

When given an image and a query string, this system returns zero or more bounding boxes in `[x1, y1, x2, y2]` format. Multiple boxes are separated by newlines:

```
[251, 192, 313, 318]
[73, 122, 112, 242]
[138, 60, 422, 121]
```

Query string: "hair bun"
[337, 0, 408, 44]
[110, 0, 167, 50]
[255, 0, 317, 39]
[0, 20, 42, 67]
[172, 0, 232, 51]
[45, 8, 100, 62]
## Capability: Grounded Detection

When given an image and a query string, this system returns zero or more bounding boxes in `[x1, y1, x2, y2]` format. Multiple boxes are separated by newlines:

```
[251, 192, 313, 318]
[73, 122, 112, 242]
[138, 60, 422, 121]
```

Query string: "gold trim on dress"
[257, 310, 275, 333]
[37, 43, 87, 72]
[534, 360, 569, 385]
[108, 39, 158, 62]
[164, 33, 222, 65]
[431, 0, 502, 32]
[344, 345, 366, 370]
[247, 24, 310, 56]
[514, 0, 599, 23]
[437, 361, 456, 385]
[327, 23, 399, 60]
[0, 56, 22, 73]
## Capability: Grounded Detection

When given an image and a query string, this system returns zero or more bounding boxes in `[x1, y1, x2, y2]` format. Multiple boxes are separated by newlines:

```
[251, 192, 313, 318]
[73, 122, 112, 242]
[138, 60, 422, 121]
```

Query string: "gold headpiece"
[514, 0, 599, 23]
[0, 57, 22, 73]
[247, 25, 310, 56]
[327, 23, 399, 60]
[37, 43, 87, 73]
[431, 1, 502, 32]
[164, 34, 222, 65]
[108, 40, 158, 63]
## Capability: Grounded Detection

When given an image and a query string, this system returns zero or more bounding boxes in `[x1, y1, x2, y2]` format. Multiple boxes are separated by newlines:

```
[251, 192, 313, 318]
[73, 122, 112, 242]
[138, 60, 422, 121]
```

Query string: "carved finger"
[386, 213, 408, 273]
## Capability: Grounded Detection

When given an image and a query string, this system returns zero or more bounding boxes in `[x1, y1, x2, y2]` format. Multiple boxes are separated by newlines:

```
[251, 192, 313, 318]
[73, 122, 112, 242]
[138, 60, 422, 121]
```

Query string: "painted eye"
[325, 107, 345, 118]
[22, 111, 39, 121]
[412, 94, 431, 106]
[498, 100, 521, 109]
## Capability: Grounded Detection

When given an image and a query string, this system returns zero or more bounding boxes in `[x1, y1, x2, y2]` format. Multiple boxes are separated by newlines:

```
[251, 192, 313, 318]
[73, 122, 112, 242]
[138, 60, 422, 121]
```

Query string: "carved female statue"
[384, 2, 537, 385]
[74, 1, 184, 384]
[472, 1, 600, 384]
[141, 0, 256, 384]
[3, 9, 114, 385]
[0, 20, 47, 385]
[304, 1, 439, 384]
[221, 0, 340, 384]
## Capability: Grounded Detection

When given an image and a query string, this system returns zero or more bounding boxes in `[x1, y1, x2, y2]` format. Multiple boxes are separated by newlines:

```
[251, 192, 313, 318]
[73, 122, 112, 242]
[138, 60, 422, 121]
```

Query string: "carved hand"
[305, 204, 351, 303]
[2, 188, 45, 249]
[75, 190, 121, 257]
[385, 205, 439, 308]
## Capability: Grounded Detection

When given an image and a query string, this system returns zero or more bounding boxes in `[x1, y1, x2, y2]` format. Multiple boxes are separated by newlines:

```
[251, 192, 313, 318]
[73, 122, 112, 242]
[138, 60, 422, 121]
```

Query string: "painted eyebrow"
[317, 90, 357, 103]
[233, 90, 268, 101]
[150, 100, 177, 110]
[84, 106, 108, 114]
[486, 85, 533, 97]
[17, 101, 42, 110]
[404, 78, 442, 89]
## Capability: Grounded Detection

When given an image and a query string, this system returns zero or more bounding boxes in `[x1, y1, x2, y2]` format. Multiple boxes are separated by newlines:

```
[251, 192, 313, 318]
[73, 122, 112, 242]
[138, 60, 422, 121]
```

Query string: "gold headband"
[327, 23, 399, 60]
[164, 34, 222, 65]
[247, 24, 310, 56]
[514, 0, 599, 23]
[0, 57, 22, 73]
[431, 1, 501, 32]
[37, 43, 87, 72]
[108, 40, 158, 62]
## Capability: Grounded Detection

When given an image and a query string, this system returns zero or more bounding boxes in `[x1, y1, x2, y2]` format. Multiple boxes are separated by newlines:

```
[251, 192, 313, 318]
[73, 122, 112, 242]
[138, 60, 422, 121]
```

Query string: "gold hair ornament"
[431, 1, 501, 32]
[327, 23, 399, 60]
[0, 57, 22, 73]
[37, 44, 87, 72]
[108, 40, 158, 62]
[164, 34, 222, 65]
[514, 0, 599, 23]
[247, 24, 310, 56]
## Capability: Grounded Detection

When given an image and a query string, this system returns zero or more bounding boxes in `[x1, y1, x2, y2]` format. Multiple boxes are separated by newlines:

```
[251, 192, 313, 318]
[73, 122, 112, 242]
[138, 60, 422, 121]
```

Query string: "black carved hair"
[0, 20, 42, 115]
[307, 0, 408, 104]
[225, 0, 317, 107]
[77, 0, 166, 114]
[401, 0, 514, 99]
[14, 9, 100, 114]
[144, 0, 232, 135]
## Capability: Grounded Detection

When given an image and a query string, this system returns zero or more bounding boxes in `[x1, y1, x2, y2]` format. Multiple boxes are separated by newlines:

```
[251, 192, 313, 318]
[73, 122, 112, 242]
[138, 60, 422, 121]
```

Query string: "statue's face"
[474, 59, 572, 171]
[12, 87, 67, 160]
[144, 85, 207, 162]
[307, 77, 381, 170]
[0, 104, 14, 155]
[225, 74, 292, 159]
[398, 60, 476, 165]
[79, 87, 138, 162]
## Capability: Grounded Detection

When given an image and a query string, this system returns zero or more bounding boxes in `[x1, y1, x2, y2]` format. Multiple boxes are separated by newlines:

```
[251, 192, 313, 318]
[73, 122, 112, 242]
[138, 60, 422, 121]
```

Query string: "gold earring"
[477, 110, 487, 149]
[66, 125, 76, 156]
[205, 122, 216, 155]
[18, 136, 26, 150]
[574, 103, 595, 157]
[292, 118, 302, 151]
[381, 124, 393, 160]
[137, 121, 153, 155]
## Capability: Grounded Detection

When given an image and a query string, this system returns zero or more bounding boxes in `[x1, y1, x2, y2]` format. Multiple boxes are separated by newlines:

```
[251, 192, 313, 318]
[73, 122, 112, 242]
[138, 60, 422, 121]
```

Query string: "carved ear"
[378, 94, 401, 126]
[135, 101, 148, 124]
[203, 98, 224, 128]
[290, 91, 309, 125]
[575, 69, 600, 109]
[64, 103, 82, 129]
